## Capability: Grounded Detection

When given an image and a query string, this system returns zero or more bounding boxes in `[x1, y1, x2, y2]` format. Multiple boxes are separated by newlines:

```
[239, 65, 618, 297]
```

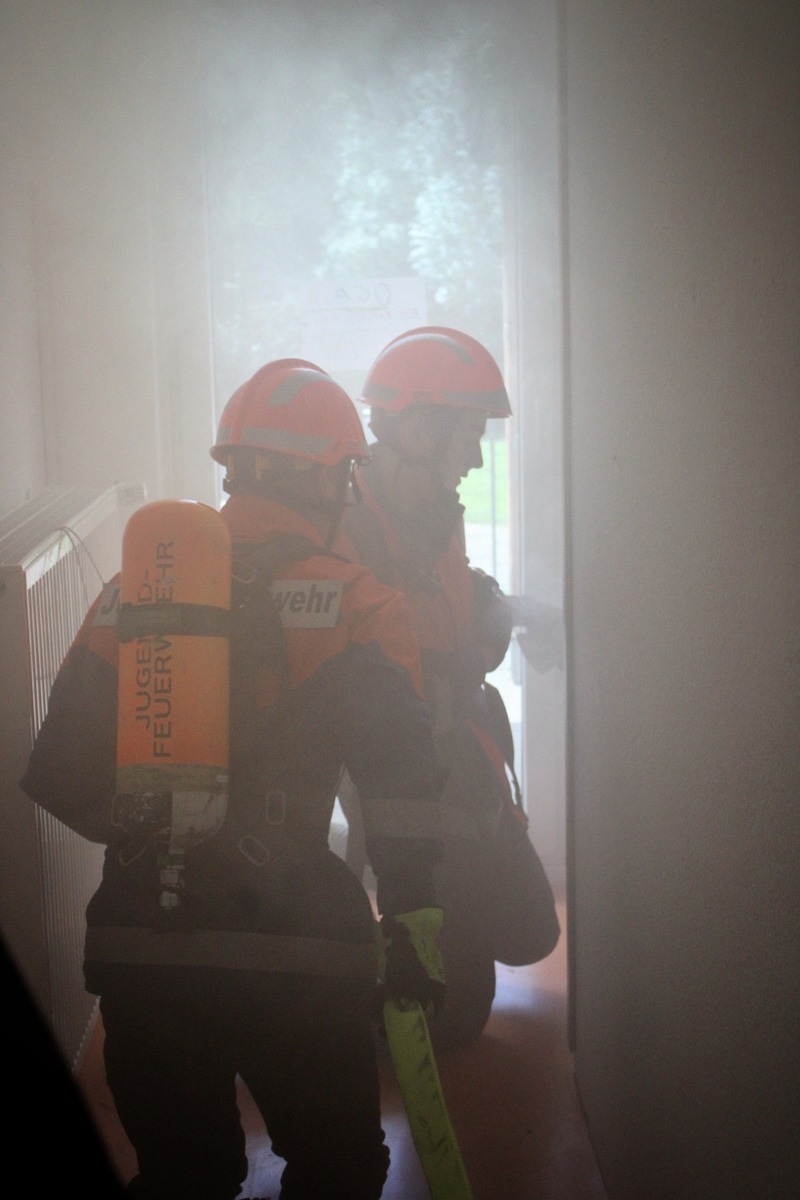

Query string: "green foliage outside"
[203, 5, 510, 406]
[315, 29, 506, 365]
[458, 435, 509, 525]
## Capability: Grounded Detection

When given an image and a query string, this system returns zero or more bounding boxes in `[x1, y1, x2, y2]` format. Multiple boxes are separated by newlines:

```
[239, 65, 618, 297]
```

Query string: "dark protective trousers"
[94, 855, 390, 1200]
[101, 971, 388, 1200]
[429, 802, 561, 1050]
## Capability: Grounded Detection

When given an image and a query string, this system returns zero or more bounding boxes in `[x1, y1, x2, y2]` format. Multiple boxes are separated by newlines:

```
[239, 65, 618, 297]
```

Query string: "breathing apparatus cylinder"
[114, 499, 231, 909]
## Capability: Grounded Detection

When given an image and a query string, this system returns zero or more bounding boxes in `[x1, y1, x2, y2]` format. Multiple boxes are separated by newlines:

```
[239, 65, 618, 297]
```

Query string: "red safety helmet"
[211, 360, 370, 468]
[359, 326, 511, 418]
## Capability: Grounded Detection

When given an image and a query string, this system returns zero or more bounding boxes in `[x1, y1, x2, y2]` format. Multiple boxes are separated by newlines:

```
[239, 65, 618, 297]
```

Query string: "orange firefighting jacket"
[338, 442, 518, 842]
[22, 492, 443, 982]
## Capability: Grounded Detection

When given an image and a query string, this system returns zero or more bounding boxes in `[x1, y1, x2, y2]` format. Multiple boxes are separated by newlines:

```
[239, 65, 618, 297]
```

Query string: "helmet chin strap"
[225, 454, 360, 549]
[347, 462, 362, 507]
[254, 457, 357, 550]
[372, 407, 458, 499]
[383, 432, 456, 502]
[321, 459, 361, 550]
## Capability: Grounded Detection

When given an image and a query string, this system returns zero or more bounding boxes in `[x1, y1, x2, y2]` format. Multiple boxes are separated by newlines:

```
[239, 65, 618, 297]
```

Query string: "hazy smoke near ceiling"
[200, 0, 515, 405]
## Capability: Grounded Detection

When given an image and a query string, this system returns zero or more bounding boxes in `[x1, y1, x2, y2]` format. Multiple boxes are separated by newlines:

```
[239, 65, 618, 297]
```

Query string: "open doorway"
[200, 0, 565, 886]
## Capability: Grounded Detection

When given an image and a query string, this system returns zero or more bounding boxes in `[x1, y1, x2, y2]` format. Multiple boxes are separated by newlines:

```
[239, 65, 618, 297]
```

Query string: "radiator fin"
[0, 483, 145, 1067]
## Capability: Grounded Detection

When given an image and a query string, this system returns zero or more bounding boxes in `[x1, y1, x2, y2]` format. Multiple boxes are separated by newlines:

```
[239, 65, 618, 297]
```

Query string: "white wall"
[506, 0, 567, 888]
[0, 3, 48, 508]
[564, 3, 800, 1197]
[0, 0, 217, 516]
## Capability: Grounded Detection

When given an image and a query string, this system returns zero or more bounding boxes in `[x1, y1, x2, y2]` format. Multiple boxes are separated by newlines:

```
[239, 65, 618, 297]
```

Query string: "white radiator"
[0, 482, 145, 1067]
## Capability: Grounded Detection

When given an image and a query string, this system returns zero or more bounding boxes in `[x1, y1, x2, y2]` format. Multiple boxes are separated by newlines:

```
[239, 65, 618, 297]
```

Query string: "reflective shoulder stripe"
[362, 797, 479, 842]
[439, 806, 480, 841]
[85, 926, 377, 980]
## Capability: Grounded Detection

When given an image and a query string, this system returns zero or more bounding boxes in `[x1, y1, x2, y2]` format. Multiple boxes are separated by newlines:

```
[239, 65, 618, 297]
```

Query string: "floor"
[76, 891, 609, 1200]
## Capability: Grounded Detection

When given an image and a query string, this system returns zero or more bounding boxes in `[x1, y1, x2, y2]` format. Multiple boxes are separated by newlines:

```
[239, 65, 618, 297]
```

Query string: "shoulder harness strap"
[230, 533, 322, 694]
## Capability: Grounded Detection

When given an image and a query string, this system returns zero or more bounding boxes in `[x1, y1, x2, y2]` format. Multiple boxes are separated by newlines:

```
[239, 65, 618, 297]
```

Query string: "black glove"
[374, 909, 446, 1023]
[471, 569, 514, 672]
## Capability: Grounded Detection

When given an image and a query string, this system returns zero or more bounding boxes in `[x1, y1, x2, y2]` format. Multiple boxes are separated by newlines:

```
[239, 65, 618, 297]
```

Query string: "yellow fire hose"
[383, 998, 474, 1200]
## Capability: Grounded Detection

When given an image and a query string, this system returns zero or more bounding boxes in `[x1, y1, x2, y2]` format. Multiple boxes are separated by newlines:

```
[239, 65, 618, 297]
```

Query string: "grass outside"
[457, 437, 509, 524]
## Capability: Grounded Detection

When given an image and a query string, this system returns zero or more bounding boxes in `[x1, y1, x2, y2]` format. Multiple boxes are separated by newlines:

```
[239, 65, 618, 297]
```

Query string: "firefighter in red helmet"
[337, 328, 561, 1049]
[22, 361, 446, 1200]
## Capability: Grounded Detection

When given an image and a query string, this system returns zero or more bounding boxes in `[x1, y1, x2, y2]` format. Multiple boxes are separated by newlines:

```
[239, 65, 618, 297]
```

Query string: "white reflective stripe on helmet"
[269, 368, 332, 406]
[442, 387, 509, 415]
[85, 926, 377, 979]
[240, 425, 333, 458]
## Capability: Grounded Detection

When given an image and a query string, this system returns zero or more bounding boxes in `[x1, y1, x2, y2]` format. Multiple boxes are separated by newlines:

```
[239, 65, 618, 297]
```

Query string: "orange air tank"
[114, 499, 231, 905]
